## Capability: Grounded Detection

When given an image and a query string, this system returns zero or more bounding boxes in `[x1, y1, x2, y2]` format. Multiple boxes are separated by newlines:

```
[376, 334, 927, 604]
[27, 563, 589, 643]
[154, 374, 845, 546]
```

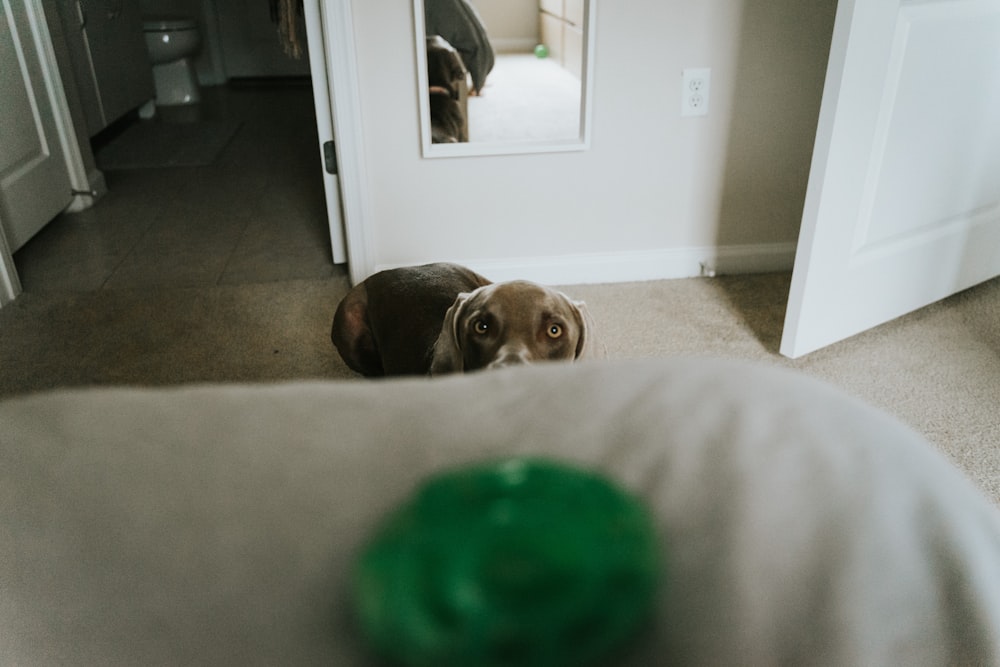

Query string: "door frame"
[308, 0, 373, 285]
[1, 0, 374, 308]
[303, 0, 348, 266]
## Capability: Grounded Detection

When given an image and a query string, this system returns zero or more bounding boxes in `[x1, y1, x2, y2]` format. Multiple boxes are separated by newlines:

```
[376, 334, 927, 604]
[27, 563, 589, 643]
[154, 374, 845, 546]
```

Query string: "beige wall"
[349, 0, 837, 283]
[470, 0, 538, 52]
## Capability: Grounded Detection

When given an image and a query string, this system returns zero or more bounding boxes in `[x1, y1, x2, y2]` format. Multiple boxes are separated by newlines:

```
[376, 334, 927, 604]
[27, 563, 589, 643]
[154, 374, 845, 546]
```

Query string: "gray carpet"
[1, 272, 998, 502]
[96, 120, 243, 170]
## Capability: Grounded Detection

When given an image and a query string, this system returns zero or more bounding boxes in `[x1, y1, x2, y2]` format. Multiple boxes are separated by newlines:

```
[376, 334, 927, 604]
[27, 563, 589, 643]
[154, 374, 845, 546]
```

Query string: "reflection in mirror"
[415, 0, 593, 157]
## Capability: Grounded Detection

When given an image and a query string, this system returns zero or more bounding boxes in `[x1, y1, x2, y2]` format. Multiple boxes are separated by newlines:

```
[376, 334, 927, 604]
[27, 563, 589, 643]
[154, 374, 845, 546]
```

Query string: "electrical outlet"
[681, 68, 711, 117]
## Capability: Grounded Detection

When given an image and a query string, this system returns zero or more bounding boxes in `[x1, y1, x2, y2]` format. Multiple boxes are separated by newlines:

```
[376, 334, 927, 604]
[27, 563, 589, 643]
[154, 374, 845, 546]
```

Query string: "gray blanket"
[424, 0, 495, 93]
[3, 359, 1000, 664]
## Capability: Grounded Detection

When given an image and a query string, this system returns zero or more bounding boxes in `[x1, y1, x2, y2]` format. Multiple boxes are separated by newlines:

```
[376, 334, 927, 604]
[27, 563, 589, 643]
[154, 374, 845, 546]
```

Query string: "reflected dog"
[426, 35, 468, 143]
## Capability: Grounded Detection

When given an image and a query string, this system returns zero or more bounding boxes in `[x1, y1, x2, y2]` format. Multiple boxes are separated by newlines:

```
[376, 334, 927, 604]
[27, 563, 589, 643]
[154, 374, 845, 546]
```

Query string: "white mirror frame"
[414, 0, 596, 158]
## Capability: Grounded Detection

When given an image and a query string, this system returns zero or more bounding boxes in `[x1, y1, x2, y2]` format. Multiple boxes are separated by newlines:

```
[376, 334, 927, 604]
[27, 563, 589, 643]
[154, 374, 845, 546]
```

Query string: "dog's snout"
[488, 356, 525, 369]
[487, 346, 531, 369]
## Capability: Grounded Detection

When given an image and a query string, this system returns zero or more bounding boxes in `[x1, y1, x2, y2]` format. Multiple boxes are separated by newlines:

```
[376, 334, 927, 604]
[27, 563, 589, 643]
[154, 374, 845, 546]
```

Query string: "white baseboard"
[491, 38, 540, 54]
[376, 243, 797, 286]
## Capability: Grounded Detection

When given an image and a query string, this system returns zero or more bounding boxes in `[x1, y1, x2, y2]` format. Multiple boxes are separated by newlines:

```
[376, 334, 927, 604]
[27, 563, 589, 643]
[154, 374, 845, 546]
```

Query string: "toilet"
[143, 17, 202, 106]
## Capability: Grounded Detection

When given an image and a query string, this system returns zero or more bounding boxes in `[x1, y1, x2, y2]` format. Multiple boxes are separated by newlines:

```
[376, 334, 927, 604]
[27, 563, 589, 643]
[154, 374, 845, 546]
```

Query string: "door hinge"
[323, 141, 338, 175]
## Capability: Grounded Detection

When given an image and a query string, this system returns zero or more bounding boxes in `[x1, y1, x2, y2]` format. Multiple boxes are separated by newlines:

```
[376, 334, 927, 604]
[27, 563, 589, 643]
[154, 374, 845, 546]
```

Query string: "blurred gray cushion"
[3, 358, 1000, 665]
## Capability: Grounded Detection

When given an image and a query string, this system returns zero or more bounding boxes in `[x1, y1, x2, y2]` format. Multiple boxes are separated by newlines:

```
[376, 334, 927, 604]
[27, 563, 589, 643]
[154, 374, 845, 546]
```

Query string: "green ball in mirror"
[352, 457, 662, 667]
[534, 43, 550, 59]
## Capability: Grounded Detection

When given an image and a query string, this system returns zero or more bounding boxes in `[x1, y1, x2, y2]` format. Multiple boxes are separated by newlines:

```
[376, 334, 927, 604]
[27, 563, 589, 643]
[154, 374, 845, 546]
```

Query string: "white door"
[781, 0, 1000, 358]
[304, 0, 346, 264]
[0, 0, 73, 251]
[299, 1, 407, 282]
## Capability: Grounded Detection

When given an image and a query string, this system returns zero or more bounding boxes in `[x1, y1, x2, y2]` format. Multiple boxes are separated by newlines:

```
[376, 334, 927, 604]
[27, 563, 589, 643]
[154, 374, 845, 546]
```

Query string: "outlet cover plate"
[682, 67, 711, 117]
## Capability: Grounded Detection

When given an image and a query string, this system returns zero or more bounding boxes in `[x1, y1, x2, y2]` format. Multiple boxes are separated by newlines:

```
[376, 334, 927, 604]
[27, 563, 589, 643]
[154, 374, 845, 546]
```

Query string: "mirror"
[414, 0, 594, 157]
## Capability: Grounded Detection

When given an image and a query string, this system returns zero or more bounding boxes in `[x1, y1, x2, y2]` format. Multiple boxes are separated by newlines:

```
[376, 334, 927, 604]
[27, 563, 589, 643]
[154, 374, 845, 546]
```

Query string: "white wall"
[348, 0, 837, 283]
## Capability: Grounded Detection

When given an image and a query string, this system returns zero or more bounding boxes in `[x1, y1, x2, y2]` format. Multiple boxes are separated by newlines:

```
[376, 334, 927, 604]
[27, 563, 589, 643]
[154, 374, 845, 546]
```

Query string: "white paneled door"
[781, 0, 1000, 358]
[0, 0, 73, 251]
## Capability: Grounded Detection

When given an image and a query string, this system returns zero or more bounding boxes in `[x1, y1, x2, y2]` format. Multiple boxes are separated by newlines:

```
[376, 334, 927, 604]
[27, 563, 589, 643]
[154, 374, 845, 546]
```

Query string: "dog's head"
[426, 35, 466, 99]
[429, 281, 604, 375]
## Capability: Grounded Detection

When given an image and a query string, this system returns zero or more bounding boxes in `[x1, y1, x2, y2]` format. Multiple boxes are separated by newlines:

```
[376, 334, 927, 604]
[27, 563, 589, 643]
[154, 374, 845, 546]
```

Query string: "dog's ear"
[429, 292, 471, 375]
[565, 296, 607, 360]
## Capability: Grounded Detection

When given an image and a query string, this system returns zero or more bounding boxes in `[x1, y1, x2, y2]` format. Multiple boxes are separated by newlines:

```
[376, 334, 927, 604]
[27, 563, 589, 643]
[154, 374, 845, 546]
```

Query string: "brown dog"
[428, 92, 467, 144]
[426, 35, 468, 143]
[331, 263, 603, 377]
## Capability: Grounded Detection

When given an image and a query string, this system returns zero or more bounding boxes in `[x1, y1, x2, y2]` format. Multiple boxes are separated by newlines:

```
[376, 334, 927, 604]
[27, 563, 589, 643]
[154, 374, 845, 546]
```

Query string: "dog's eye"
[473, 319, 489, 335]
[547, 324, 563, 339]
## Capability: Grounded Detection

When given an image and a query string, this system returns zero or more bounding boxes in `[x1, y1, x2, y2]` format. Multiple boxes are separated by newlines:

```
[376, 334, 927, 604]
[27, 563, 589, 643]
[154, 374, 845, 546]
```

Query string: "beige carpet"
[468, 53, 581, 143]
[1, 272, 998, 501]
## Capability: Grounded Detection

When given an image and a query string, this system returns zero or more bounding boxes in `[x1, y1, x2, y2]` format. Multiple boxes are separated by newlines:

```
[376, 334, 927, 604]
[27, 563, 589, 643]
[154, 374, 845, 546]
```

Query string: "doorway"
[10, 2, 341, 292]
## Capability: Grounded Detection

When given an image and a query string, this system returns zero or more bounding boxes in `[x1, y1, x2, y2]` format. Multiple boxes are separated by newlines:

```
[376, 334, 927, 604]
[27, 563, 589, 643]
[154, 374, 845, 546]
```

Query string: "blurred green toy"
[534, 43, 549, 58]
[352, 457, 662, 667]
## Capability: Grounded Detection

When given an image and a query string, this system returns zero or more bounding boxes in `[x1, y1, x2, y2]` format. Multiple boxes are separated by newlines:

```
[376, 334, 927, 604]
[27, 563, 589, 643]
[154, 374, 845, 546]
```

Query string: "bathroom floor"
[12, 80, 344, 292]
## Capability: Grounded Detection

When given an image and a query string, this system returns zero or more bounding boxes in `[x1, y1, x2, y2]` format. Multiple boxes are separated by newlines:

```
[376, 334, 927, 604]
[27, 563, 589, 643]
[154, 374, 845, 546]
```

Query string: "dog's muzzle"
[487, 347, 532, 370]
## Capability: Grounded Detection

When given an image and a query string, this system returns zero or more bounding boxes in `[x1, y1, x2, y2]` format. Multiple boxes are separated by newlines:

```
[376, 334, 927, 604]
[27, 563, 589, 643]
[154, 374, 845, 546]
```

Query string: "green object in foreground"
[534, 43, 549, 58]
[352, 457, 662, 667]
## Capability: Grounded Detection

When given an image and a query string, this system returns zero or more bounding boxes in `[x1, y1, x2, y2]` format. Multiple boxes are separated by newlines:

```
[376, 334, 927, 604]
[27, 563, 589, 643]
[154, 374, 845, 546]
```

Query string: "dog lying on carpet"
[331, 262, 603, 376]
[426, 35, 468, 143]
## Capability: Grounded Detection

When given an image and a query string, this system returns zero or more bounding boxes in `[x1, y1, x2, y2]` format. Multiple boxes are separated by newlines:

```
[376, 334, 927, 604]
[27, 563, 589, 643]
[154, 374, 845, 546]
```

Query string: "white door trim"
[303, 0, 347, 265]
[317, 0, 373, 285]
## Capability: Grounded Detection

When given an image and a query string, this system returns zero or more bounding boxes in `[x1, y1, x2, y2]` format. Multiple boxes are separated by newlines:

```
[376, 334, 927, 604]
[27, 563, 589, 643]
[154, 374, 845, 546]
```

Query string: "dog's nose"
[489, 356, 524, 369]
[488, 349, 530, 369]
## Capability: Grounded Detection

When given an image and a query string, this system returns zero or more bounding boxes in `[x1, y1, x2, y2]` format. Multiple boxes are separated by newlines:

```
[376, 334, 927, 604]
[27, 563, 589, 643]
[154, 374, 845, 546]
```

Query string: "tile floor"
[13, 80, 343, 292]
